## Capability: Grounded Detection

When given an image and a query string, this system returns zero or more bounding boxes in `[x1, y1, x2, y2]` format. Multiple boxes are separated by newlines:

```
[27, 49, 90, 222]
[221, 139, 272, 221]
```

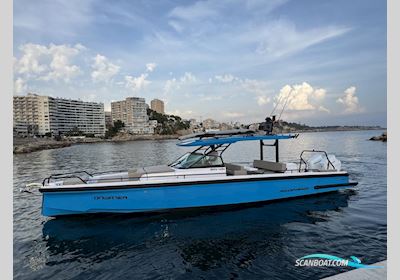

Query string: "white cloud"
[169, 0, 287, 22]
[146, 62, 157, 72]
[14, 78, 27, 94]
[212, 74, 272, 106]
[123, 64, 158, 92]
[256, 95, 270, 106]
[82, 93, 97, 102]
[91, 54, 120, 82]
[15, 44, 48, 75]
[337, 86, 363, 113]
[180, 72, 197, 83]
[15, 43, 84, 82]
[166, 1, 348, 63]
[168, 1, 218, 22]
[201, 95, 223, 101]
[313, 88, 327, 100]
[163, 72, 197, 95]
[166, 109, 194, 118]
[318, 106, 330, 113]
[125, 73, 150, 91]
[253, 21, 351, 58]
[164, 78, 178, 94]
[163, 72, 198, 103]
[273, 82, 328, 111]
[241, 78, 271, 106]
[223, 111, 245, 118]
[168, 20, 184, 32]
[40, 44, 84, 82]
[214, 74, 236, 83]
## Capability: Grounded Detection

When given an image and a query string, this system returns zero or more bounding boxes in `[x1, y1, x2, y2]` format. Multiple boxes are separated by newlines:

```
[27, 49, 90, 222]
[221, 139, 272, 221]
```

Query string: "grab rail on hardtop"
[298, 149, 336, 172]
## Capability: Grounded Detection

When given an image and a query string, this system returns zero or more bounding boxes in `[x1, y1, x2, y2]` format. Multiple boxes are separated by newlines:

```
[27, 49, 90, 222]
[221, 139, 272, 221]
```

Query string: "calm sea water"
[13, 130, 387, 280]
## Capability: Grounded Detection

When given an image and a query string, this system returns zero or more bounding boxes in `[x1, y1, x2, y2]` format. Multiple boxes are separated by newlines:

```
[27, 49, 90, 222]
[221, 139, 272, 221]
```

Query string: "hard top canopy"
[178, 129, 256, 140]
[177, 130, 298, 147]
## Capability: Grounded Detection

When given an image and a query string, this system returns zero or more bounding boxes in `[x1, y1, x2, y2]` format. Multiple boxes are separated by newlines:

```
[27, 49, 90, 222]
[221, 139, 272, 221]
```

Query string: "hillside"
[272, 120, 383, 133]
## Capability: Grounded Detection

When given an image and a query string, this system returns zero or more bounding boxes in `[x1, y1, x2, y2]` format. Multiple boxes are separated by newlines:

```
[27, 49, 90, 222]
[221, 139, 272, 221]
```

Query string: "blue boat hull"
[41, 174, 356, 217]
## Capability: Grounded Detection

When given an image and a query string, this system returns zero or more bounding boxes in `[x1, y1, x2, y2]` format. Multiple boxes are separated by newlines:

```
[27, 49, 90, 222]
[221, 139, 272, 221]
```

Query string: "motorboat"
[37, 122, 358, 217]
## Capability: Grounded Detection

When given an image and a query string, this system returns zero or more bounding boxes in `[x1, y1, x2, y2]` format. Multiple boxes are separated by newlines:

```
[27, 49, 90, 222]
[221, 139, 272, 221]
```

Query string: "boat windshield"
[169, 152, 223, 169]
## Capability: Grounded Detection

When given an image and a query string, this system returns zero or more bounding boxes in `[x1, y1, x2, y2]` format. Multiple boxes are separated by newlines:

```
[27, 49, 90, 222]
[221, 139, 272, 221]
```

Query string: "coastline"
[13, 128, 384, 155]
[13, 134, 180, 154]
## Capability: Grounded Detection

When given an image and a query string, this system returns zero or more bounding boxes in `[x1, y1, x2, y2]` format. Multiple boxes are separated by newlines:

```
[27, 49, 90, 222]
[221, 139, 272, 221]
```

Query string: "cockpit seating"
[253, 160, 287, 173]
[225, 163, 247, 175]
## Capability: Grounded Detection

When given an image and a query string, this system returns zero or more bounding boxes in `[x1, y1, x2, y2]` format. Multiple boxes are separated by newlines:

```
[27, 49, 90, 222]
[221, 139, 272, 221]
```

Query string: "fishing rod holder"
[259, 115, 276, 135]
[258, 115, 280, 162]
[259, 139, 279, 162]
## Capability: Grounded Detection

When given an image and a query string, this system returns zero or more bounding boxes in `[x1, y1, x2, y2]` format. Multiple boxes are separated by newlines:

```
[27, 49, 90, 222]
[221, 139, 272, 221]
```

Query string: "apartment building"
[13, 93, 105, 137]
[104, 111, 113, 128]
[13, 94, 53, 136]
[150, 98, 165, 114]
[202, 118, 220, 130]
[111, 97, 154, 134]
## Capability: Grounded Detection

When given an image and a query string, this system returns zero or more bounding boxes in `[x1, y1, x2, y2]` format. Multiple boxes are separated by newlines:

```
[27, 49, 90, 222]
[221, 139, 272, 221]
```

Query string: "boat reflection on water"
[42, 190, 355, 275]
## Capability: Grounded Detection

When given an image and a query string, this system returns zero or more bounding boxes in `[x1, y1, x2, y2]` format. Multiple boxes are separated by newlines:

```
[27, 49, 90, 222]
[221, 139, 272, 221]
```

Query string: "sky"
[13, 0, 387, 126]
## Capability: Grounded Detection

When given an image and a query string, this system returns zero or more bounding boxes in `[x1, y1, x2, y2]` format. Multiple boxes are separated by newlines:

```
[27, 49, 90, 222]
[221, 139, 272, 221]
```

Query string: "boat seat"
[253, 160, 287, 173]
[225, 163, 248, 175]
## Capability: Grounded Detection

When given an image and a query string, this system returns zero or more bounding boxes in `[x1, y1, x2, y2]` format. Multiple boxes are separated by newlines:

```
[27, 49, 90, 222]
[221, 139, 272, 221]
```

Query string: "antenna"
[270, 94, 284, 116]
[277, 90, 293, 121]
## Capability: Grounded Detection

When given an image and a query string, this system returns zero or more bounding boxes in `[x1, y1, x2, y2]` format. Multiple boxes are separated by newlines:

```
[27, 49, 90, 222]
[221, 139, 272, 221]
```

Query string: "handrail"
[42, 169, 130, 186]
[48, 170, 93, 177]
[42, 175, 88, 186]
[42, 170, 94, 186]
[42, 168, 228, 186]
[298, 149, 336, 172]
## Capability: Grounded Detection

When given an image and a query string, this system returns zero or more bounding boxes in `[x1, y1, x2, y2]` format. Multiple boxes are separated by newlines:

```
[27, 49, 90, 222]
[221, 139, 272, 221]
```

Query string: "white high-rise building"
[111, 97, 154, 134]
[13, 93, 105, 137]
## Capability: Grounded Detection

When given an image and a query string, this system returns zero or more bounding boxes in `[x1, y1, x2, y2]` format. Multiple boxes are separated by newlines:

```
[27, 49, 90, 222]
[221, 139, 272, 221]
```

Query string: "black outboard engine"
[259, 116, 275, 134]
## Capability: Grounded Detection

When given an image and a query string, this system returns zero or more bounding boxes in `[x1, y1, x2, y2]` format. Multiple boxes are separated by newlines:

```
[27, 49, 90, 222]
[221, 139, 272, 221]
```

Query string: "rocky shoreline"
[369, 131, 387, 142]
[13, 134, 181, 154]
[13, 141, 72, 154]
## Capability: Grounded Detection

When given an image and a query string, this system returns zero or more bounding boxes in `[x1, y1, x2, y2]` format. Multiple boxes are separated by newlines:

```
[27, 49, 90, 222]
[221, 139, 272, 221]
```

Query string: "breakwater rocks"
[13, 134, 181, 154]
[13, 140, 72, 154]
[369, 131, 387, 142]
[13, 137, 103, 154]
[110, 134, 179, 142]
